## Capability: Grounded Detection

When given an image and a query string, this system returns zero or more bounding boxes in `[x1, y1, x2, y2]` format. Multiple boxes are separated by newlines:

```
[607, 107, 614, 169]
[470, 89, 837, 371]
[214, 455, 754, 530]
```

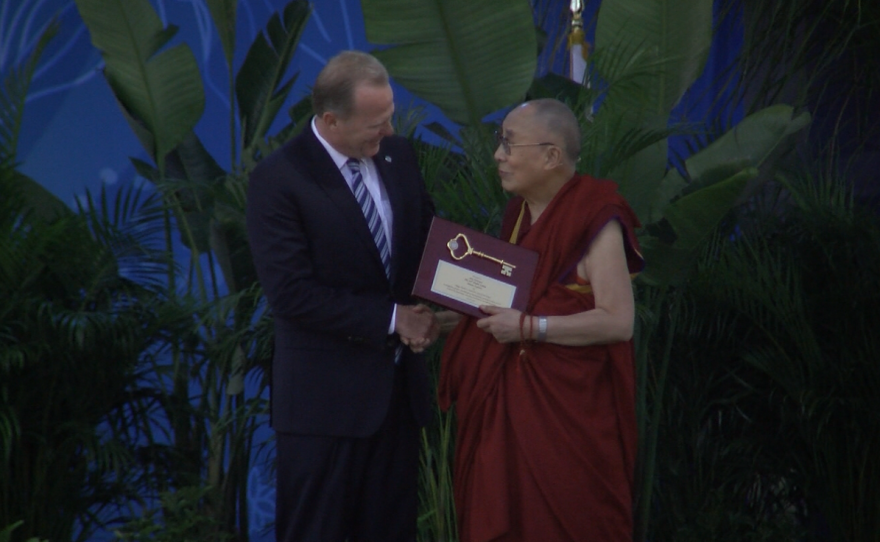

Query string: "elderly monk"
[438, 98, 644, 542]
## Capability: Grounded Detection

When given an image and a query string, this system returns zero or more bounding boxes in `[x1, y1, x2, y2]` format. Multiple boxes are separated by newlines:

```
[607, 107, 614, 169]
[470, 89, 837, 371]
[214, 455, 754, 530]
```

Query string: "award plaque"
[412, 217, 539, 318]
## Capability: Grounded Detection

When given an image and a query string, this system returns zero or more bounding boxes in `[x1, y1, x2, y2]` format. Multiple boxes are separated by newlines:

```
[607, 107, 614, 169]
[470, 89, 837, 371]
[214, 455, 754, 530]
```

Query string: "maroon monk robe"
[438, 173, 644, 542]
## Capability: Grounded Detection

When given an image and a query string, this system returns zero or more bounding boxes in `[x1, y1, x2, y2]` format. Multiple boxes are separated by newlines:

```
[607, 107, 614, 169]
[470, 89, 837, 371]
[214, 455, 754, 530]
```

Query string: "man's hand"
[396, 304, 440, 353]
[475, 306, 527, 344]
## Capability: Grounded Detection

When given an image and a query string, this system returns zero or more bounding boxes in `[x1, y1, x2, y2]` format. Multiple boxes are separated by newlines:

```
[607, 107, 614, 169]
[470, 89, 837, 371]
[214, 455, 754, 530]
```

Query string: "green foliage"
[594, 0, 713, 205]
[584, 0, 811, 287]
[204, 0, 238, 67]
[721, 0, 880, 119]
[0, 521, 47, 542]
[0, 23, 56, 162]
[74, 0, 205, 173]
[416, 349, 458, 542]
[0, 22, 68, 222]
[418, 126, 509, 235]
[0, 168, 171, 541]
[361, 0, 537, 128]
[636, 283, 809, 542]
[236, 1, 310, 160]
[1, 31, 176, 541]
[67, 1, 310, 538]
[705, 173, 880, 541]
[114, 486, 232, 542]
[634, 1, 880, 539]
[595, 0, 712, 117]
[641, 169, 880, 541]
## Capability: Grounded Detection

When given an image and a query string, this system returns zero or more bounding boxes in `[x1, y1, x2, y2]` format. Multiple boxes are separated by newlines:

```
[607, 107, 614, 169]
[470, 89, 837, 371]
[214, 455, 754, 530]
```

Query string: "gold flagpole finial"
[568, 0, 589, 84]
[568, 0, 588, 62]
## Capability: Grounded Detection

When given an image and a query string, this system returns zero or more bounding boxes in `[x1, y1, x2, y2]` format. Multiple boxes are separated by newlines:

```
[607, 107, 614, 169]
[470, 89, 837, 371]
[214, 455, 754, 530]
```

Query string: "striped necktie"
[347, 159, 390, 277]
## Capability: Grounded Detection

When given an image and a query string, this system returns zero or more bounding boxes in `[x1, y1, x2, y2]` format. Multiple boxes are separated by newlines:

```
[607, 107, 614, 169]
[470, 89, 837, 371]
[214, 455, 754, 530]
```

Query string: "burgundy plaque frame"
[412, 217, 538, 318]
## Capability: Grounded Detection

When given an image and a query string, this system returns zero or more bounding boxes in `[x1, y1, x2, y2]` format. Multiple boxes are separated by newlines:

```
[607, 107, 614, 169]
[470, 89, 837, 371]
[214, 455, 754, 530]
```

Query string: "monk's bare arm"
[546, 219, 634, 345]
[476, 220, 634, 346]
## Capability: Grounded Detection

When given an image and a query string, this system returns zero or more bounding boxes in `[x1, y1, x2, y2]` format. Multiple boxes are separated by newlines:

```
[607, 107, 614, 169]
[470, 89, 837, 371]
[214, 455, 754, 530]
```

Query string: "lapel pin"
[385, 155, 392, 163]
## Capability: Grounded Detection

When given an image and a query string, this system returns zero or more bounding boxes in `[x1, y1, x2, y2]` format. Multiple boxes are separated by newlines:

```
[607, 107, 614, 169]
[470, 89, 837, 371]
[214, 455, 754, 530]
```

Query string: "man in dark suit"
[246, 50, 439, 542]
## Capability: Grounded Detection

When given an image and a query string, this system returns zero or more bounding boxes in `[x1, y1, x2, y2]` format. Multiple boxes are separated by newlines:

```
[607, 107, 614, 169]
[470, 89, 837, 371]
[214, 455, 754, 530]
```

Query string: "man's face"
[494, 105, 554, 196]
[328, 83, 395, 159]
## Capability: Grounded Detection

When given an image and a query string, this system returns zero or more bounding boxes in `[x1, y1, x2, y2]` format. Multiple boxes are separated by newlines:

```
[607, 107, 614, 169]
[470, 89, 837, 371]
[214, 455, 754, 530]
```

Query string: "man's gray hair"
[312, 51, 389, 118]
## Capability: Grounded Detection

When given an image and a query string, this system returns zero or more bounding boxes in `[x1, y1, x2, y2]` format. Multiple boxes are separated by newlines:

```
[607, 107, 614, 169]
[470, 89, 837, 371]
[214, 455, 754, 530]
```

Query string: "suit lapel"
[374, 147, 403, 283]
[294, 129, 388, 277]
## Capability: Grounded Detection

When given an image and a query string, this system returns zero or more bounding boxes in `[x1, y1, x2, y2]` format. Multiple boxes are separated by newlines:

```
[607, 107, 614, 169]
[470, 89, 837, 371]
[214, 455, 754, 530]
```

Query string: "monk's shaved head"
[515, 99, 581, 165]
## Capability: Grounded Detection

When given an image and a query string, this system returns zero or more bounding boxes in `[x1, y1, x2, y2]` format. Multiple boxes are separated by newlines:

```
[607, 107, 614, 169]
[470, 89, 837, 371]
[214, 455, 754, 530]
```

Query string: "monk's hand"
[475, 306, 526, 344]
[436, 310, 462, 335]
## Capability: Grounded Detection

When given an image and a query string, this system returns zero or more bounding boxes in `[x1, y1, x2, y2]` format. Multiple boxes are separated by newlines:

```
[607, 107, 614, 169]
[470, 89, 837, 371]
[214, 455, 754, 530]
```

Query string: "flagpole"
[568, 0, 589, 86]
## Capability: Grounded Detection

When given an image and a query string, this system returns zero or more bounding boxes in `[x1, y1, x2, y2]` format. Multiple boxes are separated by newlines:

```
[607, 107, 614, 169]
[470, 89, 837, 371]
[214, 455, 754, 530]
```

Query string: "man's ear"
[321, 111, 339, 128]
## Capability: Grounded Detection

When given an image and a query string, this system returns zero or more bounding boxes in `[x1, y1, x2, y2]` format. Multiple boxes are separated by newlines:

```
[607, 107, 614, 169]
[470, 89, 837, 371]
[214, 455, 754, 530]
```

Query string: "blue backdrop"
[15, 0, 386, 207]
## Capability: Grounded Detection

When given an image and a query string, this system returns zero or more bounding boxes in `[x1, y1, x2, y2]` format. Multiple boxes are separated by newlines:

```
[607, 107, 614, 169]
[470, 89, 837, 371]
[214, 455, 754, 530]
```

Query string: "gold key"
[446, 233, 516, 276]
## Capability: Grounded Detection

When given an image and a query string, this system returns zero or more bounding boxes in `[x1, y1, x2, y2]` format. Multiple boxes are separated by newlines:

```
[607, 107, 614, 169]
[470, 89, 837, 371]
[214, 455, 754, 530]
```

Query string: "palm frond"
[0, 22, 57, 162]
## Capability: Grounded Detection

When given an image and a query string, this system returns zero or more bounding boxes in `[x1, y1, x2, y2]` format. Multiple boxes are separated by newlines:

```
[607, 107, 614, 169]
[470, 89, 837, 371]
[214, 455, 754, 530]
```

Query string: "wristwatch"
[537, 316, 548, 342]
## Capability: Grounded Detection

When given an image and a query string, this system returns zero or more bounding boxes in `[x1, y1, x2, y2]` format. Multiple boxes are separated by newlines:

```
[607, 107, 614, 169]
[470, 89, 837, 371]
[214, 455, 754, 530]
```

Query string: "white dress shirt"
[311, 117, 394, 247]
[311, 117, 398, 334]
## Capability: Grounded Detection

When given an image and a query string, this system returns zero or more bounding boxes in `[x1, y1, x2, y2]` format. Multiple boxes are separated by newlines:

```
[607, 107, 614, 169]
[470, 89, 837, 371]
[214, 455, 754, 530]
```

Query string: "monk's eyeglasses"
[495, 131, 556, 155]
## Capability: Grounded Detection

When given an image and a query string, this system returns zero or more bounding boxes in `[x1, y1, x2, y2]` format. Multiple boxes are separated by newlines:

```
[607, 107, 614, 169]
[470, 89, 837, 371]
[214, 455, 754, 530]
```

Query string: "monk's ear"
[544, 145, 564, 169]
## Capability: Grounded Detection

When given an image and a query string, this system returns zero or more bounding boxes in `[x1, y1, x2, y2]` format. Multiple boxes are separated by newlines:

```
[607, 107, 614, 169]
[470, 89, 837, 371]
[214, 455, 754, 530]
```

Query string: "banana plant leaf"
[74, 0, 204, 173]
[638, 168, 754, 286]
[685, 104, 811, 191]
[14, 171, 71, 222]
[236, 0, 310, 158]
[0, 21, 68, 222]
[205, 0, 238, 67]
[210, 176, 257, 295]
[594, 0, 713, 215]
[132, 133, 256, 295]
[360, 0, 537, 127]
[639, 105, 811, 226]
[638, 105, 811, 286]
[1, 23, 57, 163]
[596, 0, 713, 116]
[131, 132, 225, 256]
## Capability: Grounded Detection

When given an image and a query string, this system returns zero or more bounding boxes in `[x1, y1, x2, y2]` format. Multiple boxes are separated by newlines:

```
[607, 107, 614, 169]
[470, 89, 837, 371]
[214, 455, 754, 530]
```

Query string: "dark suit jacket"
[246, 126, 434, 437]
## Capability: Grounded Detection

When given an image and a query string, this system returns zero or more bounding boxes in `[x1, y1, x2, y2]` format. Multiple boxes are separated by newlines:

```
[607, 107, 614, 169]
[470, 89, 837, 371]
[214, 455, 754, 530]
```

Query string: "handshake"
[395, 304, 461, 353]
[395, 304, 440, 353]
